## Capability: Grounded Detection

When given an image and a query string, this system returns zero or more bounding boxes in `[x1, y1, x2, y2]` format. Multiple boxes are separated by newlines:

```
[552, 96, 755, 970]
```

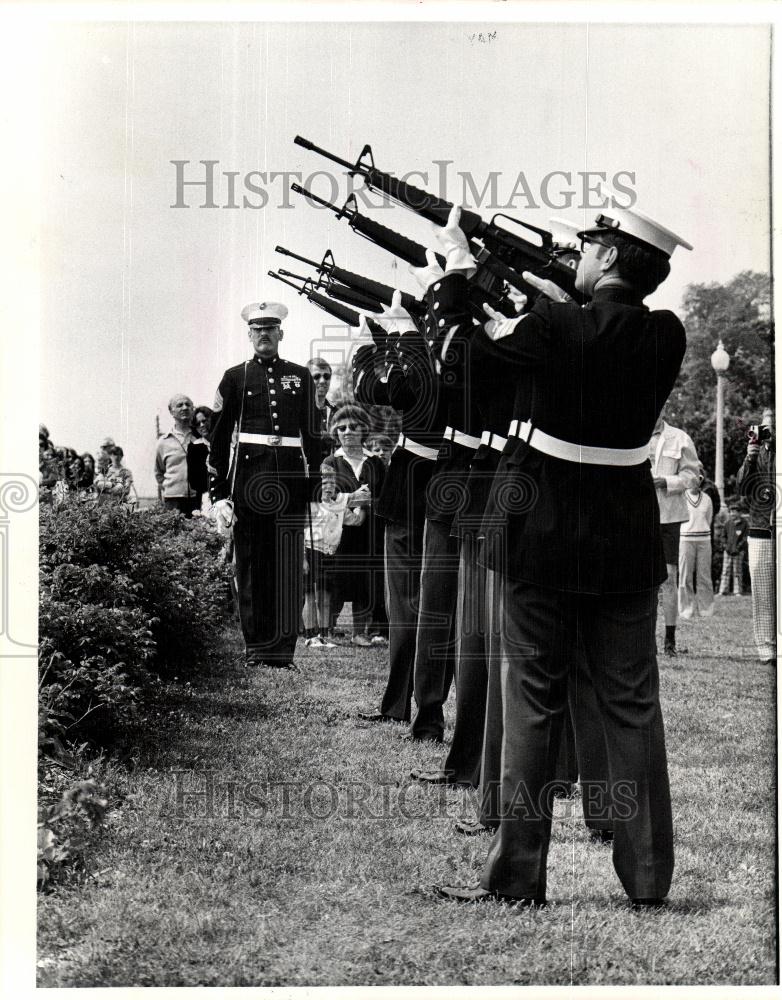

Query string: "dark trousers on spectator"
[380, 520, 424, 722]
[480, 578, 672, 902]
[164, 495, 201, 518]
[233, 509, 303, 666]
[410, 518, 459, 740]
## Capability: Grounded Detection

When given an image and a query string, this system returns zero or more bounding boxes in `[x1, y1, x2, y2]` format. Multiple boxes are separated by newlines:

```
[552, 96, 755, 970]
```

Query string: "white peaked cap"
[241, 301, 289, 325]
[549, 217, 582, 250]
[578, 184, 693, 258]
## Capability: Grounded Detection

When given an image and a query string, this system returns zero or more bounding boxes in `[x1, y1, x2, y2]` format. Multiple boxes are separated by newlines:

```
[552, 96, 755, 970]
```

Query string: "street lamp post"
[710, 340, 730, 503]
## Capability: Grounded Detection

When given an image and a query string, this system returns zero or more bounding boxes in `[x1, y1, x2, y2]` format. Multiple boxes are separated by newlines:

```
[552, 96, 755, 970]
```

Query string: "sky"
[36, 19, 771, 497]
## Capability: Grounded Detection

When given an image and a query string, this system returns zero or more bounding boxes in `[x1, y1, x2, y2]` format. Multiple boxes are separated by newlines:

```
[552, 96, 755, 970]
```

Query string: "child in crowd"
[303, 464, 366, 648]
[678, 472, 715, 620]
[97, 446, 135, 503]
[366, 433, 394, 467]
[718, 497, 749, 596]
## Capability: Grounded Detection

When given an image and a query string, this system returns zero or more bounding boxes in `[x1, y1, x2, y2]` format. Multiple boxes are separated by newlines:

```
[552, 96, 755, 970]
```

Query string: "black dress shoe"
[356, 711, 397, 723]
[434, 883, 545, 907]
[589, 828, 614, 845]
[410, 768, 470, 786]
[454, 817, 495, 836]
[631, 897, 668, 910]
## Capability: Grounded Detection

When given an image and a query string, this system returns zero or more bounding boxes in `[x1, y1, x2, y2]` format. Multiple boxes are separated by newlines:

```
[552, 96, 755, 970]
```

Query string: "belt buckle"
[268, 434, 281, 446]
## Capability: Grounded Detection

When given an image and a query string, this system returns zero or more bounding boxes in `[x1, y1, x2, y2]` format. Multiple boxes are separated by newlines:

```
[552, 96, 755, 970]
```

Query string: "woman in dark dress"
[187, 406, 213, 511]
[324, 404, 387, 647]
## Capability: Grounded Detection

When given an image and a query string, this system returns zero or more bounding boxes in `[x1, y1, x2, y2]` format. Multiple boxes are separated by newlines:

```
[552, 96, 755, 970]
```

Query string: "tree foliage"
[665, 271, 773, 493]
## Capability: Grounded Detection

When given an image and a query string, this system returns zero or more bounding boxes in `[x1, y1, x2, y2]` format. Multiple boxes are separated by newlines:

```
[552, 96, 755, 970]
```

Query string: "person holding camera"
[737, 408, 776, 664]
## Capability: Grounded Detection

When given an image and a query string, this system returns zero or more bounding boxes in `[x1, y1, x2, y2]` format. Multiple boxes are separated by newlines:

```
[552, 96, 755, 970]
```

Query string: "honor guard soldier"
[429, 198, 692, 908]
[352, 301, 448, 728]
[209, 301, 322, 669]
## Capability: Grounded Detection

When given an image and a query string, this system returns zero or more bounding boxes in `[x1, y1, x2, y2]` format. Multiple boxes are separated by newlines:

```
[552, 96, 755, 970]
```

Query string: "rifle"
[267, 270, 388, 352]
[293, 136, 584, 304]
[290, 185, 519, 319]
[275, 245, 425, 317]
[276, 265, 387, 315]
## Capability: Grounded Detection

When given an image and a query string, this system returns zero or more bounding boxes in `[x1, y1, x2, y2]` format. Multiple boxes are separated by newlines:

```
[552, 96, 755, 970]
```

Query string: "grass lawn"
[37, 595, 777, 986]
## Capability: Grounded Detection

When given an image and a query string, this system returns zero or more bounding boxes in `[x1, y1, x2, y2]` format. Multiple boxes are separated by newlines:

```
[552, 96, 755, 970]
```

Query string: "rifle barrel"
[275, 246, 323, 270]
[278, 267, 317, 284]
[294, 136, 356, 172]
[268, 270, 306, 294]
[291, 183, 343, 214]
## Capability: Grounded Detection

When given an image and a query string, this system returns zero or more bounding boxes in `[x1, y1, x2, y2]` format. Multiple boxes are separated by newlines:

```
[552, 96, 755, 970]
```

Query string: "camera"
[748, 424, 773, 443]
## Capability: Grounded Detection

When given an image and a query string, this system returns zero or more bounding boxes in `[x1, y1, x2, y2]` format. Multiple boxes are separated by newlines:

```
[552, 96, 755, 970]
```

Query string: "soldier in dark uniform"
[353, 300, 447, 726]
[431, 200, 692, 907]
[209, 301, 322, 669]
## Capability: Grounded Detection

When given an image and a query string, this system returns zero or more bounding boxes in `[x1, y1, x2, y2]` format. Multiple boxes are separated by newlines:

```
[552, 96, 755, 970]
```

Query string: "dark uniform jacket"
[209, 354, 322, 513]
[353, 322, 447, 528]
[430, 274, 686, 594]
[736, 444, 776, 533]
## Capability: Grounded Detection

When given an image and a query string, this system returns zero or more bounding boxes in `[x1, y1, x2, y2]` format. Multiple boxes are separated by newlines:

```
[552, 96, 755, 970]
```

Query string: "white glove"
[482, 302, 523, 341]
[522, 270, 573, 304]
[211, 498, 236, 535]
[369, 289, 416, 335]
[506, 286, 528, 313]
[346, 314, 378, 369]
[431, 205, 477, 278]
[408, 249, 445, 291]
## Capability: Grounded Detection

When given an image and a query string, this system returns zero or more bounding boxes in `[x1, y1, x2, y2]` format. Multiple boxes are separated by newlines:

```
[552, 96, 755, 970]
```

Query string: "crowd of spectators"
[39, 425, 135, 506]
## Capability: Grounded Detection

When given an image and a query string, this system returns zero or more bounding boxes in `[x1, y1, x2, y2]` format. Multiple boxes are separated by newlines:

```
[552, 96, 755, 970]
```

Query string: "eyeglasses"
[312, 373, 331, 382]
[335, 422, 363, 433]
[580, 236, 609, 253]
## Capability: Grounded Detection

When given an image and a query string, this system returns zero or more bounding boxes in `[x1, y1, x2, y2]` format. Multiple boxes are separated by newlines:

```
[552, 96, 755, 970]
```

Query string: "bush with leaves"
[39, 498, 234, 749]
[37, 778, 111, 889]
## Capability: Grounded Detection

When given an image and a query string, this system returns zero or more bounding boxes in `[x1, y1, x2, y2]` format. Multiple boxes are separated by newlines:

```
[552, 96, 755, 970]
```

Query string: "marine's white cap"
[578, 185, 693, 258]
[241, 301, 289, 326]
[549, 217, 581, 251]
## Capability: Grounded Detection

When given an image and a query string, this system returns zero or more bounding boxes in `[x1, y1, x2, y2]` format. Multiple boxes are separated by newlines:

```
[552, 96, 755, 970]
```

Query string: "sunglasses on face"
[336, 422, 363, 433]
[580, 236, 610, 253]
[312, 373, 331, 382]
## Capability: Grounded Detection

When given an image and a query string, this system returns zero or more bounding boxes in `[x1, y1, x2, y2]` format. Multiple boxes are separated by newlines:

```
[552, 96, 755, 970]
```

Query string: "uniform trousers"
[380, 520, 424, 721]
[480, 578, 673, 902]
[719, 551, 744, 596]
[233, 509, 303, 665]
[678, 538, 715, 619]
[748, 536, 776, 661]
[443, 530, 489, 785]
[479, 569, 611, 832]
[410, 518, 459, 740]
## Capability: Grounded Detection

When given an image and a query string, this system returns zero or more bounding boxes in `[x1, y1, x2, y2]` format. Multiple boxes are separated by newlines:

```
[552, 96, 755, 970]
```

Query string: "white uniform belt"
[443, 425, 481, 450]
[397, 433, 438, 461]
[507, 420, 648, 467]
[238, 432, 302, 448]
[480, 430, 508, 452]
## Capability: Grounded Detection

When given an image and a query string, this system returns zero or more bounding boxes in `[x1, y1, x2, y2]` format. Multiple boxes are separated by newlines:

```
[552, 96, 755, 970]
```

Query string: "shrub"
[39, 499, 234, 748]
[37, 778, 110, 889]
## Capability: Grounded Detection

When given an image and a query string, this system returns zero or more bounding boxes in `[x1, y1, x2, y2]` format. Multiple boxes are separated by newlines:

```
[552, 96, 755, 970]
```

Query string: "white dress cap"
[241, 301, 289, 326]
[578, 184, 693, 258]
[549, 217, 582, 251]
